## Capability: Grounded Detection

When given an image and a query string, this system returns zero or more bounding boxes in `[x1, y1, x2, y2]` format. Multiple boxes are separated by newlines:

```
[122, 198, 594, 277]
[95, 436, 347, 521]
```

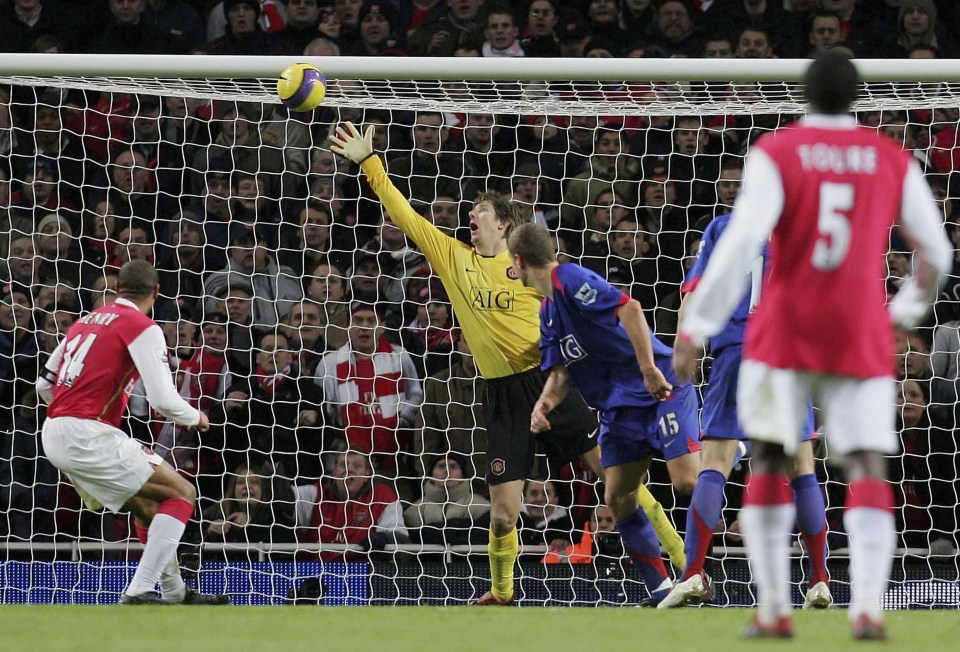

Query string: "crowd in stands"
[1, 0, 959, 566]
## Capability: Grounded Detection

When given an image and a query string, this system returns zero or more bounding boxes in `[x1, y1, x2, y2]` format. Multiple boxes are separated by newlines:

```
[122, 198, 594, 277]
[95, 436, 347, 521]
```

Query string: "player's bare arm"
[673, 293, 703, 383]
[530, 365, 571, 433]
[618, 298, 672, 400]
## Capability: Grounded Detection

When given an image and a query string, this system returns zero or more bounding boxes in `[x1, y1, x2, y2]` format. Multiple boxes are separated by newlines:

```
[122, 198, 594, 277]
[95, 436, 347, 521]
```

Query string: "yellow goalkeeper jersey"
[361, 156, 541, 380]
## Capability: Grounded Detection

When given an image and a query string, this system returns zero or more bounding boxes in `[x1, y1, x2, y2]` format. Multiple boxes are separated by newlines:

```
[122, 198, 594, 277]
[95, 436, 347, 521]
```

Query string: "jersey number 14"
[57, 333, 98, 387]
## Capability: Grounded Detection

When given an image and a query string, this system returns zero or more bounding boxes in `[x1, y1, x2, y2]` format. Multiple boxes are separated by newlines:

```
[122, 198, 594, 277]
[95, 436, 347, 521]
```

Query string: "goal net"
[0, 55, 958, 607]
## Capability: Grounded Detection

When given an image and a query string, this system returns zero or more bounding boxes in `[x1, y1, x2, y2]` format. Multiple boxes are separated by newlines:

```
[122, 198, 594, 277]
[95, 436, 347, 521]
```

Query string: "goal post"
[0, 55, 958, 607]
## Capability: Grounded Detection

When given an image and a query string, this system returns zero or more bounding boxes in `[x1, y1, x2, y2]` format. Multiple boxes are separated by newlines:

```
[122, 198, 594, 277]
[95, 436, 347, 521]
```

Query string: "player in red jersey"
[36, 260, 228, 605]
[675, 52, 952, 640]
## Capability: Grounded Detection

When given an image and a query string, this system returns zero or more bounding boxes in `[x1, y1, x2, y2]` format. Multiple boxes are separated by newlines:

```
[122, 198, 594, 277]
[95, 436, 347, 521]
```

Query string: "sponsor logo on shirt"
[470, 288, 515, 311]
[560, 334, 587, 363]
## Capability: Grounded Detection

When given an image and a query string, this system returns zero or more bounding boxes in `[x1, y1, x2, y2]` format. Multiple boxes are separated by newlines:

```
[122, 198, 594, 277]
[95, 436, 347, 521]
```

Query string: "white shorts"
[737, 360, 897, 457]
[41, 417, 163, 513]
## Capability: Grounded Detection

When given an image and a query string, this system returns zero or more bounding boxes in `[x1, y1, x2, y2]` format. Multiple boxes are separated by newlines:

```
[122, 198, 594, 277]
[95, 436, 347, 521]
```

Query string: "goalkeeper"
[331, 123, 683, 605]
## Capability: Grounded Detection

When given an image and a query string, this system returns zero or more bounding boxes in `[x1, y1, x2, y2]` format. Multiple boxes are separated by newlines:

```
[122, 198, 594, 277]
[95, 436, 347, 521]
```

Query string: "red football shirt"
[746, 122, 911, 377]
[47, 300, 157, 427]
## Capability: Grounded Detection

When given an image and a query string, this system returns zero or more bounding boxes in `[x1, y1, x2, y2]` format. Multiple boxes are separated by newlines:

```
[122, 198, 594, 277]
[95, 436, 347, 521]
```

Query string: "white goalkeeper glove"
[329, 122, 375, 165]
[889, 281, 931, 328]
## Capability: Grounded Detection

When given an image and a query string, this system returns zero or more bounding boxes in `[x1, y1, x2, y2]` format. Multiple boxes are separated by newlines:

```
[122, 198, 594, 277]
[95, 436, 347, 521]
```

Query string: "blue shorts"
[702, 345, 815, 445]
[598, 384, 701, 469]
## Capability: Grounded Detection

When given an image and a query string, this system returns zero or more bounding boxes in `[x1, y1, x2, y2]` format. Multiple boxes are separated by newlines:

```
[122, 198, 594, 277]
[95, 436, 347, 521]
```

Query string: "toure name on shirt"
[796, 143, 878, 174]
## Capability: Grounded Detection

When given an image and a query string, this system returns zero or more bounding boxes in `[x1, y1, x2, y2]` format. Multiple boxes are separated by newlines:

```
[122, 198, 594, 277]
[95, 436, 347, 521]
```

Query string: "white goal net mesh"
[0, 61, 958, 606]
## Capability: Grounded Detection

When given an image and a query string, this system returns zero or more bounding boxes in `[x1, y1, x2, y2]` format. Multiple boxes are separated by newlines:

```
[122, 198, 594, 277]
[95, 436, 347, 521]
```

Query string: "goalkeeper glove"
[329, 122, 375, 164]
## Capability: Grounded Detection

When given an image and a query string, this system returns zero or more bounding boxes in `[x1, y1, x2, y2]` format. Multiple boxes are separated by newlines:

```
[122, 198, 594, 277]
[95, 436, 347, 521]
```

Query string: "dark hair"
[804, 50, 860, 114]
[507, 222, 556, 267]
[475, 190, 526, 238]
[117, 259, 158, 301]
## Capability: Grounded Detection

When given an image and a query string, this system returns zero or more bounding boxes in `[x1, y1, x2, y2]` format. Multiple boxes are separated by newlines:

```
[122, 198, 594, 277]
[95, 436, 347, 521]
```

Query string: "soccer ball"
[277, 63, 327, 112]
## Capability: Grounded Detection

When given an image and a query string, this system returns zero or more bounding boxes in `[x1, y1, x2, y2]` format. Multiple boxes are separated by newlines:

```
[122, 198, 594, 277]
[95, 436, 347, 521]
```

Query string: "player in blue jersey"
[507, 223, 702, 604]
[658, 213, 832, 609]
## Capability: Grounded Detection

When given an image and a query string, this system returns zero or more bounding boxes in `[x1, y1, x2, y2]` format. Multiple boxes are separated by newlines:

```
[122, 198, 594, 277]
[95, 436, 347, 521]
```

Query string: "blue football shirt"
[540, 263, 681, 410]
[683, 213, 766, 354]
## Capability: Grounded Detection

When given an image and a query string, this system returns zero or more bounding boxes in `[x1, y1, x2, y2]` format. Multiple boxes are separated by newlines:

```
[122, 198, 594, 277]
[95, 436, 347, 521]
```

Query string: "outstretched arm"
[531, 365, 571, 433]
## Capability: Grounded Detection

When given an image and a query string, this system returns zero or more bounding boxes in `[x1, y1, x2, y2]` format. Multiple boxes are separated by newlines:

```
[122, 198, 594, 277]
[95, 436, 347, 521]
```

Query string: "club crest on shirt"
[574, 282, 597, 305]
[506, 266, 519, 280]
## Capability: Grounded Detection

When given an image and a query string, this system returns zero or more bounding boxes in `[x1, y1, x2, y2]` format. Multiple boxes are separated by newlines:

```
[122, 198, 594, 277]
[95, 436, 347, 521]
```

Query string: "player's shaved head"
[508, 222, 556, 267]
[804, 50, 860, 115]
[117, 259, 158, 300]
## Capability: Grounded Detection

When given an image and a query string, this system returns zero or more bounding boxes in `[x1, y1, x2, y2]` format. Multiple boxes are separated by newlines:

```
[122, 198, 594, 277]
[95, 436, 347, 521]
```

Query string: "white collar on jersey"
[800, 114, 859, 129]
[114, 297, 138, 309]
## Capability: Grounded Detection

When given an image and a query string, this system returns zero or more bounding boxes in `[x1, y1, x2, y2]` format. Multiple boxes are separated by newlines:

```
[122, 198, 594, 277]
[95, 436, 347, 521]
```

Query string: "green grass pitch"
[0, 607, 956, 652]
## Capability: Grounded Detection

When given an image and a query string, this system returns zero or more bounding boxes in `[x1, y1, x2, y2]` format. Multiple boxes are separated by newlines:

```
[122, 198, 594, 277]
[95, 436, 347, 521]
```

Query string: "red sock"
[801, 526, 829, 586]
[157, 497, 194, 524]
[846, 478, 894, 513]
[743, 472, 793, 507]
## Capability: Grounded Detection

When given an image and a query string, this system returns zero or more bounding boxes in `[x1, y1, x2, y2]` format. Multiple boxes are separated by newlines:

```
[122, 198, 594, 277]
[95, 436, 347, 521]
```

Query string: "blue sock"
[683, 469, 726, 580]
[791, 473, 829, 585]
[617, 508, 670, 599]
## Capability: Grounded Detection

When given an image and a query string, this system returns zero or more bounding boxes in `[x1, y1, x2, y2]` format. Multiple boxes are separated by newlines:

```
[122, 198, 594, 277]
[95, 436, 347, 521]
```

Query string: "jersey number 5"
[812, 182, 854, 270]
[57, 333, 98, 387]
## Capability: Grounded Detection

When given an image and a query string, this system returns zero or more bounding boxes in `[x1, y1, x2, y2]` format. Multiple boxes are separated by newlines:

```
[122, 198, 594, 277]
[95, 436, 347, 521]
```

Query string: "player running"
[508, 222, 702, 605]
[36, 260, 228, 605]
[675, 52, 951, 639]
[658, 212, 831, 610]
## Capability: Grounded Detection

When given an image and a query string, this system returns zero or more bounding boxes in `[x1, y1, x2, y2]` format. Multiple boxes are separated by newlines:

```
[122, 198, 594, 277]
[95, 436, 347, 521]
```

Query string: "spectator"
[107, 148, 178, 244]
[316, 302, 422, 468]
[8, 157, 77, 231]
[817, 0, 887, 57]
[2, 233, 42, 288]
[388, 111, 469, 203]
[143, 0, 204, 51]
[670, 115, 721, 209]
[644, 0, 702, 58]
[303, 34, 341, 56]
[407, 0, 487, 56]
[282, 298, 327, 376]
[581, 186, 632, 271]
[620, 0, 656, 34]
[34, 212, 80, 287]
[706, 0, 803, 57]
[891, 379, 958, 551]
[702, 32, 733, 57]
[806, 10, 843, 56]
[482, 5, 523, 57]
[402, 281, 459, 377]
[305, 261, 351, 351]
[208, 0, 293, 55]
[518, 479, 576, 551]
[282, 0, 324, 54]
[521, 0, 560, 57]
[106, 222, 154, 271]
[350, 1, 405, 56]
[0, 287, 39, 425]
[542, 503, 619, 565]
[892, 0, 957, 58]
[0, 0, 90, 53]
[232, 170, 278, 224]
[397, 0, 448, 39]
[556, 9, 591, 57]
[584, 0, 628, 55]
[353, 210, 427, 306]
[212, 331, 326, 480]
[427, 193, 463, 239]
[294, 447, 409, 561]
[156, 213, 206, 311]
[203, 223, 303, 329]
[199, 463, 297, 559]
[86, 0, 184, 54]
[561, 125, 640, 236]
[285, 200, 344, 276]
[404, 451, 491, 545]
[207, 0, 287, 42]
[735, 26, 774, 58]
[895, 328, 932, 381]
[414, 333, 487, 478]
